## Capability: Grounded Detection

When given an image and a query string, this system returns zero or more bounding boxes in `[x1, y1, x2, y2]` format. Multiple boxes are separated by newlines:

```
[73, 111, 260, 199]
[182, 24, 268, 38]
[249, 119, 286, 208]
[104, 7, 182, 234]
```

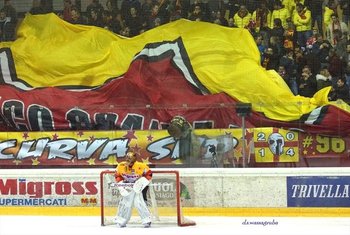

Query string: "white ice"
[0, 216, 349, 235]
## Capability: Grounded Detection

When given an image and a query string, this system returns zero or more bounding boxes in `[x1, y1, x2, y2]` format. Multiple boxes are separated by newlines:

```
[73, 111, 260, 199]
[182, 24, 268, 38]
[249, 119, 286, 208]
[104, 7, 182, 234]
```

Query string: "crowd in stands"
[0, 0, 350, 103]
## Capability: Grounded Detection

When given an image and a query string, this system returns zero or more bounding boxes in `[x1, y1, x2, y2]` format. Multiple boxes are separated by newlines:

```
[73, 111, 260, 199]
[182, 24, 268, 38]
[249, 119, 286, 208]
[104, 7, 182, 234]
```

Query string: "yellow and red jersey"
[115, 161, 152, 183]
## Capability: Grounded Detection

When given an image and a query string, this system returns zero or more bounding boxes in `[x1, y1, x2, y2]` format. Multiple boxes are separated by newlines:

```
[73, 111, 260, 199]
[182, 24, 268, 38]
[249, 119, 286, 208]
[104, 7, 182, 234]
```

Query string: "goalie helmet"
[125, 151, 137, 165]
[268, 133, 284, 156]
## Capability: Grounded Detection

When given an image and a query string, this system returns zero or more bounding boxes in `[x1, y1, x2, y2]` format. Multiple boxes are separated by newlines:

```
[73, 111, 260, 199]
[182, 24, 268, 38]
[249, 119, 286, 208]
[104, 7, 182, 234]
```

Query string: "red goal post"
[100, 169, 196, 227]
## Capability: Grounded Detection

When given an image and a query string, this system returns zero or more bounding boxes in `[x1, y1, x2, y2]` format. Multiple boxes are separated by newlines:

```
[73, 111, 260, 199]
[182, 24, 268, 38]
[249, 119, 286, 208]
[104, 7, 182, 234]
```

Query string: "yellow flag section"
[254, 128, 299, 163]
[1, 14, 334, 122]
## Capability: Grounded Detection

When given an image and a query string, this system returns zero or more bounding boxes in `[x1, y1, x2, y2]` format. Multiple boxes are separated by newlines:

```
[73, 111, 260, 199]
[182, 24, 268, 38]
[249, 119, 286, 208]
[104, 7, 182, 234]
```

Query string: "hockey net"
[100, 170, 196, 227]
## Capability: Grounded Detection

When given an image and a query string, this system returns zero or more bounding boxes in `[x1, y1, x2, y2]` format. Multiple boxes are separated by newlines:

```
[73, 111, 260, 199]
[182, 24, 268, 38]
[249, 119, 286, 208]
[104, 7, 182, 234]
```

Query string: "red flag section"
[0, 39, 349, 137]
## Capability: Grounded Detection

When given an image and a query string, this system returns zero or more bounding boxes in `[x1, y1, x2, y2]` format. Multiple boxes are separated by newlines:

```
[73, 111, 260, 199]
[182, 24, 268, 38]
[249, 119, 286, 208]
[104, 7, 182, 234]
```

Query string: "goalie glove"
[133, 177, 150, 194]
[117, 182, 133, 197]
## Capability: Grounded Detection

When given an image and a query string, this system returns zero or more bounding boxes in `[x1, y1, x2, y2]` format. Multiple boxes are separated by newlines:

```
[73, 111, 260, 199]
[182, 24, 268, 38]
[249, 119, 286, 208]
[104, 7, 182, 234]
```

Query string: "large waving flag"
[0, 13, 349, 136]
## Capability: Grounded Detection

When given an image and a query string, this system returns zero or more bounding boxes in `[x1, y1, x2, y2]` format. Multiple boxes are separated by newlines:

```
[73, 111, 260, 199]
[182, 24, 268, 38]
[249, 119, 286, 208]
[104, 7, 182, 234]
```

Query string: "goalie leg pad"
[115, 191, 136, 226]
[134, 192, 152, 225]
[133, 177, 150, 194]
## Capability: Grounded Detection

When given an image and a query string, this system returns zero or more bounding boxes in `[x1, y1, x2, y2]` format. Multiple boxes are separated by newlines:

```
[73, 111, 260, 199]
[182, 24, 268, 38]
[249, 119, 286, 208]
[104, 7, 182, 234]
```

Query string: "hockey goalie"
[114, 151, 153, 228]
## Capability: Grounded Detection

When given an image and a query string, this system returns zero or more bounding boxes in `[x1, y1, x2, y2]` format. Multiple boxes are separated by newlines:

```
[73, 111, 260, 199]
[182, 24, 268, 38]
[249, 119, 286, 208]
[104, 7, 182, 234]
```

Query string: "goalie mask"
[268, 133, 284, 156]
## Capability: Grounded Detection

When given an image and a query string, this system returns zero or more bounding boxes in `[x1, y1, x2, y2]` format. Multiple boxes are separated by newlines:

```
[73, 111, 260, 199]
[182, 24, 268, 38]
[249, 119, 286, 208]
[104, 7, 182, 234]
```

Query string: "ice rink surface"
[0, 216, 349, 235]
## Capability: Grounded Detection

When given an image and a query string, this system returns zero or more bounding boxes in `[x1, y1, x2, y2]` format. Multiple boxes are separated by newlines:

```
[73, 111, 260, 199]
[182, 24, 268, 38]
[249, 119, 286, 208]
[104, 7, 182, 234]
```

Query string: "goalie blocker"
[100, 170, 196, 227]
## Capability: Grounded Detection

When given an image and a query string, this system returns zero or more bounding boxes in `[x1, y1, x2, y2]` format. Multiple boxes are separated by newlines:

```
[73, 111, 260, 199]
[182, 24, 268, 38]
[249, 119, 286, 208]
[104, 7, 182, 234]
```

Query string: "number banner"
[299, 134, 347, 159]
[254, 128, 299, 162]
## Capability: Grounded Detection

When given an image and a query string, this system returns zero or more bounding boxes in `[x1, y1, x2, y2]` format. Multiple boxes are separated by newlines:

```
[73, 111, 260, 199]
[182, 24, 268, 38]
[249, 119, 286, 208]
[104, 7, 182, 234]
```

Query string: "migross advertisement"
[0, 176, 99, 207]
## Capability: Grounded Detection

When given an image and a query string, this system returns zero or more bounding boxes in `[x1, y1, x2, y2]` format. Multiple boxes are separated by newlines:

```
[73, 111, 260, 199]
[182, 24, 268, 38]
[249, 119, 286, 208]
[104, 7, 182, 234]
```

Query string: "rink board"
[1, 206, 350, 217]
[1, 168, 350, 217]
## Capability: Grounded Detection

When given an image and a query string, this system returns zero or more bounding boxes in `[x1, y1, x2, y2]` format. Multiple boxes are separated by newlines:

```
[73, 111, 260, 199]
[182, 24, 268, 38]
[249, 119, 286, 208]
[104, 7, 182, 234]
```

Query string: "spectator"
[156, 0, 171, 23]
[323, 0, 339, 13]
[176, 0, 190, 19]
[289, 0, 305, 14]
[252, 0, 271, 33]
[294, 46, 307, 77]
[211, 10, 228, 26]
[102, 9, 114, 30]
[332, 29, 347, 60]
[270, 35, 285, 60]
[283, 20, 297, 50]
[304, 47, 322, 76]
[346, 43, 350, 66]
[2, 0, 17, 25]
[86, 0, 104, 20]
[270, 18, 285, 44]
[246, 0, 260, 13]
[227, 17, 236, 27]
[125, 7, 144, 36]
[207, 0, 225, 17]
[299, 65, 317, 97]
[188, 4, 204, 21]
[0, 8, 14, 41]
[329, 77, 350, 103]
[62, 0, 73, 22]
[345, 42, 350, 87]
[326, 14, 348, 46]
[110, 11, 125, 34]
[316, 67, 332, 90]
[305, 28, 318, 51]
[141, 0, 155, 23]
[278, 64, 298, 94]
[146, 3, 160, 28]
[280, 48, 296, 74]
[281, 0, 292, 14]
[69, 7, 87, 25]
[312, 33, 332, 68]
[41, 0, 54, 13]
[270, 0, 290, 29]
[226, 0, 240, 19]
[305, 0, 323, 35]
[340, 0, 349, 25]
[29, 0, 46, 14]
[120, 26, 130, 37]
[293, 3, 312, 49]
[88, 8, 104, 27]
[233, 5, 252, 28]
[345, 62, 350, 88]
[262, 47, 279, 70]
[323, 0, 336, 29]
[105, 0, 119, 17]
[120, 0, 141, 23]
[254, 33, 266, 63]
[328, 48, 344, 81]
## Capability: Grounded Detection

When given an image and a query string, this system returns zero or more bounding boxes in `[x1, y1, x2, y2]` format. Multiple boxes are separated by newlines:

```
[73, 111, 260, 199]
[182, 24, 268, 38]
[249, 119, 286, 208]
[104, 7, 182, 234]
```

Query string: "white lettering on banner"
[0, 198, 67, 206]
[0, 140, 16, 159]
[0, 138, 129, 161]
[146, 137, 179, 160]
[17, 138, 49, 159]
[0, 136, 182, 162]
[0, 179, 98, 198]
[291, 184, 350, 198]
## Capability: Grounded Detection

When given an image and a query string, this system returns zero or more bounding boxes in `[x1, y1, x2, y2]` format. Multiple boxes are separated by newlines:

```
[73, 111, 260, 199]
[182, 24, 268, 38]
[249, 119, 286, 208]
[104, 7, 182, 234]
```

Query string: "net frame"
[100, 169, 196, 227]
